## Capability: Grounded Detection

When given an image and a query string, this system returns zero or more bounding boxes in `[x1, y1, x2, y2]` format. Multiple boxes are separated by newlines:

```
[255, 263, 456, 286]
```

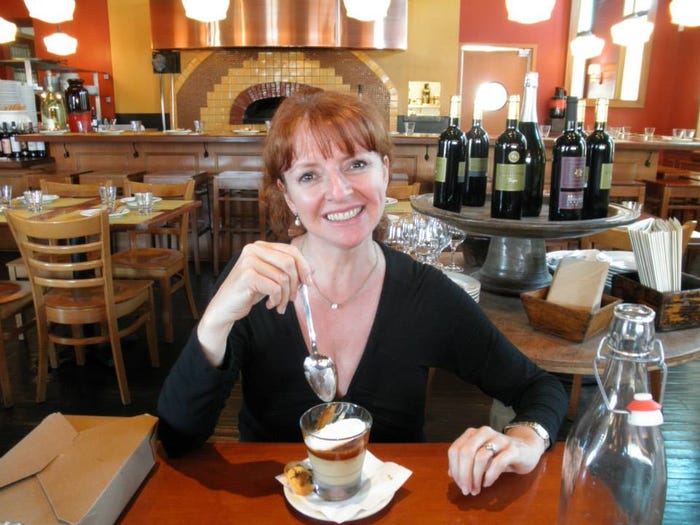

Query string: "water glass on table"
[24, 190, 43, 213]
[0, 185, 12, 210]
[644, 127, 656, 140]
[99, 185, 117, 212]
[134, 192, 154, 215]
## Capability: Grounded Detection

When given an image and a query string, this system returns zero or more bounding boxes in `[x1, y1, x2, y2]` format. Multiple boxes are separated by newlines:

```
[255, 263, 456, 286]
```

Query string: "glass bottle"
[462, 100, 489, 207]
[582, 98, 614, 219]
[548, 86, 567, 119]
[558, 303, 667, 525]
[65, 77, 92, 133]
[433, 95, 465, 212]
[576, 98, 588, 141]
[40, 71, 67, 132]
[519, 72, 546, 217]
[491, 95, 526, 220]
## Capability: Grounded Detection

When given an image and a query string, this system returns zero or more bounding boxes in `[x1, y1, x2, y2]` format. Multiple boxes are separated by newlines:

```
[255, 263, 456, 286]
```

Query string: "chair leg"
[36, 320, 50, 403]
[106, 315, 131, 405]
[0, 338, 13, 408]
[71, 324, 86, 365]
[145, 288, 160, 367]
[190, 209, 201, 276]
[182, 264, 199, 321]
[158, 276, 174, 343]
[567, 374, 583, 420]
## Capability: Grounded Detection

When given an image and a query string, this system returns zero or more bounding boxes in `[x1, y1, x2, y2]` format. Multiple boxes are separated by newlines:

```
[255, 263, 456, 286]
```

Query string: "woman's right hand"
[197, 240, 311, 366]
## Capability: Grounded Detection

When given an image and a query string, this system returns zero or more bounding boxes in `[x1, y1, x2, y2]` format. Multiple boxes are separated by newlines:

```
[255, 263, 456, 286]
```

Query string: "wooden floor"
[1, 252, 698, 523]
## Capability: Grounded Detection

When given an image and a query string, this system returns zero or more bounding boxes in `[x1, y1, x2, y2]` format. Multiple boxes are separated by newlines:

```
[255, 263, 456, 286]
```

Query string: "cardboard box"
[0, 413, 157, 524]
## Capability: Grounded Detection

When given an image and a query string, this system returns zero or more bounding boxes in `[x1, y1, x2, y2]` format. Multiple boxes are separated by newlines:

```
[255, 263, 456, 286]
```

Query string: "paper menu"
[628, 218, 683, 292]
[546, 258, 610, 312]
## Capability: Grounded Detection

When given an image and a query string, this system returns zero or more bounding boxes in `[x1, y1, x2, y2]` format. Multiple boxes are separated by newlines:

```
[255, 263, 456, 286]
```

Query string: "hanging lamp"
[611, 12, 654, 46]
[343, 0, 391, 22]
[181, 0, 230, 22]
[23, 0, 75, 24]
[505, 0, 556, 24]
[669, 0, 700, 27]
[44, 29, 77, 56]
[570, 31, 605, 58]
[0, 17, 17, 44]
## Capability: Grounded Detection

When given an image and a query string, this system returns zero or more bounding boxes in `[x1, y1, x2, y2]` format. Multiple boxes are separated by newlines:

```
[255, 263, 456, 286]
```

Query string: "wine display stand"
[411, 193, 639, 295]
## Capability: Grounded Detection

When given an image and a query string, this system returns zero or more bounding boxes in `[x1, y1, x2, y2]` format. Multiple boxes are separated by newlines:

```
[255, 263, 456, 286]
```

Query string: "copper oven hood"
[149, 0, 407, 50]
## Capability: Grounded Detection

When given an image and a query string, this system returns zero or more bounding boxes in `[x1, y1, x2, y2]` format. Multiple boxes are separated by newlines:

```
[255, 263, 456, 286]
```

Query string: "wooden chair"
[5, 210, 159, 405]
[111, 180, 199, 343]
[39, 179, 112, 197]
[0, 280, 35, 408]
[386, 182, 421, 200]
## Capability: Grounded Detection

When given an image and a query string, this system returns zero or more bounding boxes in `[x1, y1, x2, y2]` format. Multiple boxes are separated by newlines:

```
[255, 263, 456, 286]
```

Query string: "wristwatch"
[503, 421, 551, 449]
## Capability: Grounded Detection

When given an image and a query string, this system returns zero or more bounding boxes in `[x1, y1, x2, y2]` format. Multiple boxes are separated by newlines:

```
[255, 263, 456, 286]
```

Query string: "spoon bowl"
[299, 284, 338, 401]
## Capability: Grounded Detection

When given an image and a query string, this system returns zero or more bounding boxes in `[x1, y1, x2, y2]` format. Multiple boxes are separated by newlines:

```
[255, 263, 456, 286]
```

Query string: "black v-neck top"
[157, 243, 567, 457]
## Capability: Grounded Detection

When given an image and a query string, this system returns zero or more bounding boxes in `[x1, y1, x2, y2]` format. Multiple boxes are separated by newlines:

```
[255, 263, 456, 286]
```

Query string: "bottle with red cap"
[558, 303, 667, 525]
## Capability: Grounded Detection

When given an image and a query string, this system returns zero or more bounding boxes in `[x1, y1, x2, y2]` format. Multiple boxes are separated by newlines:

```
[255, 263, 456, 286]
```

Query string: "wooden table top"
[120, 442, 564, 524]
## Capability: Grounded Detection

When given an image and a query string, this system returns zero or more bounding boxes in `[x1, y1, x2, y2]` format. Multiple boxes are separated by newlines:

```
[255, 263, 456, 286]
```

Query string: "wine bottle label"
[494, 164, 525, 191]
[434, 157, 447, 183]
[557, 190, 584, 210]
[468, 157, 488, 175]
[457, 160, 466, 183]
[599, 163, 613, 189]
[559, 157, 586, 189]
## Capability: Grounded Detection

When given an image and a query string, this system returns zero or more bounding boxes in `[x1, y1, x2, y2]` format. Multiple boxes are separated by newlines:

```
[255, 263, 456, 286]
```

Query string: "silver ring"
[484, 442, 498, 454]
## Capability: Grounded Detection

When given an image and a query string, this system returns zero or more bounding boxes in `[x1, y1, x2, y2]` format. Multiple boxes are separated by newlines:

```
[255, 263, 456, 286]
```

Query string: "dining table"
[119, 441, 567, 523]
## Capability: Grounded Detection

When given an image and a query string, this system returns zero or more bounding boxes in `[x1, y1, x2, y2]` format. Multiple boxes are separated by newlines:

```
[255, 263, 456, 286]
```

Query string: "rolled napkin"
[628, 217, 683, 292]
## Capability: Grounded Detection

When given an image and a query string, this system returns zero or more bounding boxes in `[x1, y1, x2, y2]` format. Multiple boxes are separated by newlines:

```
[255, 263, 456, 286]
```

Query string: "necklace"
[301, 239, 380, 310]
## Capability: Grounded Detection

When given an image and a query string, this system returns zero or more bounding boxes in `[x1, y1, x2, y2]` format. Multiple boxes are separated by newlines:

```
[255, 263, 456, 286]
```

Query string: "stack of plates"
[546, 250, 637, 289]
[443, 270, 481, 303]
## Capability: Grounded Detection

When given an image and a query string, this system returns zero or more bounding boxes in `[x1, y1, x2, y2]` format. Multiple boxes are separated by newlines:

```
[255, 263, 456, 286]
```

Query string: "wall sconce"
[343, 0, 391, 22]
[44, 29, 77, 56]
[611, 13, 654, 46]
[0, 17, 17, 44]
[505, 0, 556, 24]
[23, 0, 75, 24]
[181, 0, 230, 22]
[669, 0, 700, 28]
[587, 63, 602, 84]
[570, 31, 605, 58]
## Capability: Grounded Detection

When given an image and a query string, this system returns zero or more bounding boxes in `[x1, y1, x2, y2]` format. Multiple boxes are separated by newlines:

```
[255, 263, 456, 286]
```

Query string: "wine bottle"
[433, 95, 465, 212]
[491, 95, 526, 220]
[518, 72, 546, 217]
[462, 100, 489, 207]
[576, 98, 587, 141]
[8, 121, 21, 160]
[549, 96, 586, 221]
[582, 98, 614, 219]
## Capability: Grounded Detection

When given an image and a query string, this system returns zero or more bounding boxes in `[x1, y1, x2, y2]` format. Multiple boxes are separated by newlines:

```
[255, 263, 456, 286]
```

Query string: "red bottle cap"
[627, 393, 663, 426]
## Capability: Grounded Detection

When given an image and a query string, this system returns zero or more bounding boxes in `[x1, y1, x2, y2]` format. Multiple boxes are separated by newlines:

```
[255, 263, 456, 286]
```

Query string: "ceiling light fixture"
[611, 12, 654, 46]
[669, 0, 700, 28]
[181, 0, 230, 23]
[44, 30, 77, 56]
[343, 0, 391, 22]
[570, 31, 605, 58]
[505, 0, 556, 24]
[23, 0, 75, 24]
[0, 17, 17, 44]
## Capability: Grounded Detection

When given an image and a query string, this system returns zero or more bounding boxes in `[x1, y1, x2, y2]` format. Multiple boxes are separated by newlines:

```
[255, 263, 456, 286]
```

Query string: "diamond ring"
[484, 442, 498, 454]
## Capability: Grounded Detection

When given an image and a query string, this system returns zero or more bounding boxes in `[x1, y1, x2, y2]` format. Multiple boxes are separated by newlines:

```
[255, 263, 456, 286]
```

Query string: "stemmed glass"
[413, 216, 449, 266]
[442, 224, 467, 272]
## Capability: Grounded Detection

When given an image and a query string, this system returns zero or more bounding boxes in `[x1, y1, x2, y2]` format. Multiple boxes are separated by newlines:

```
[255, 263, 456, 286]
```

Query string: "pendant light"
[181, 0, 230, 22]
[343, 0, 391, 22]
[611, 13, 654, 46]
[570, 31, 605, 58]
[505, 0, 556, 24]
[669, 0, 700, 28]
[44, 29, 77, 56]
[0, 17, 17, 44]
[23, 0, 75, 24]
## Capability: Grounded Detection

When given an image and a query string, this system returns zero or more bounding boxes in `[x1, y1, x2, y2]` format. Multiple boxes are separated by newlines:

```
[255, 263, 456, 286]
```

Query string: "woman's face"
[280, 127, 389, 249]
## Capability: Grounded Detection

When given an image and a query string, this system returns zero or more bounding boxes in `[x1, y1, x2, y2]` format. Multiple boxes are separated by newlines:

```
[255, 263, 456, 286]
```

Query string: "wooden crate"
[520, 287, 621, 342]
[611, 272, 700, 331]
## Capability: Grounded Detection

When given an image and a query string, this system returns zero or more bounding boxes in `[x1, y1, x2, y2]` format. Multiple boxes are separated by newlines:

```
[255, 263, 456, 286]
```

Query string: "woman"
[157, 90, 567, 496]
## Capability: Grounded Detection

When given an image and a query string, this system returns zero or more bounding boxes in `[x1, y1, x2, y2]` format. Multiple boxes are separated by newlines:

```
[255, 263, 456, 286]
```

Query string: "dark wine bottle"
[491, 95, 526, 220]
[582, 98, 614, 219]
[518, 72, 546, 217]
[433, 95, 465, 212]
[549, 96, 586, 221]
[462, 100, 489, 206]
[576, 98, 588, 141]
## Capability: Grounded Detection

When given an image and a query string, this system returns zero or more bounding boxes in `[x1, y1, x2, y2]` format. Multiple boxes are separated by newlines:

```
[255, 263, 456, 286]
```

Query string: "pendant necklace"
[301, 239, 380, 310]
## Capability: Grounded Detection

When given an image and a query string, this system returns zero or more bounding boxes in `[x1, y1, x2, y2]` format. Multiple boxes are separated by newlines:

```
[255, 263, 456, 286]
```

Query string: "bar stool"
[142, 171, 212, 275]
[212, 171, 266, 275]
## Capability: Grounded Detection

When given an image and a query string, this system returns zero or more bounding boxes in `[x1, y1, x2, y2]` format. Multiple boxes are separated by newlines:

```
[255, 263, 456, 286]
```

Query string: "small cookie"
[284, 461, 314, 496]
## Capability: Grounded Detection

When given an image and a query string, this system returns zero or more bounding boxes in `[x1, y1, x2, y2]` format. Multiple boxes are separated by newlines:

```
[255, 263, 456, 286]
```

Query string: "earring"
[294, 214, 301, 227]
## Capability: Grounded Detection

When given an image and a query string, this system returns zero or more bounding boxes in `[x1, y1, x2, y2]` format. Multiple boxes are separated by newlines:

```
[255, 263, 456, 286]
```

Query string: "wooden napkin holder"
[520, 287, 621, 342]
[610, 272, 700, 331]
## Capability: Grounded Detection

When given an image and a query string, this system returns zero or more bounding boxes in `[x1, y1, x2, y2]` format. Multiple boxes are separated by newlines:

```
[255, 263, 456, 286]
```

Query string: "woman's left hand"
[447, 425, 545, 496]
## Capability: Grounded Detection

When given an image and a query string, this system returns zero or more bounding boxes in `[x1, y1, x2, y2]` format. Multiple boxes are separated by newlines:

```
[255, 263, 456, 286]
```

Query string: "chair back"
[40, 179, 112, 197]
[580, 220, 697, 255]
[386, 182, 421, 201]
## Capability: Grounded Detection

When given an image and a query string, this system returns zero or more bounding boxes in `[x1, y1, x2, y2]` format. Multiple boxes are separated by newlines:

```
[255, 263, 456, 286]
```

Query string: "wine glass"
[442, 224, 467, 272]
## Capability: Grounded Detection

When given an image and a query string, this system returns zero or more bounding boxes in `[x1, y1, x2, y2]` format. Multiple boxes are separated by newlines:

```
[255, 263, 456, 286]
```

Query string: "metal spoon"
[299, 284, 337, 402]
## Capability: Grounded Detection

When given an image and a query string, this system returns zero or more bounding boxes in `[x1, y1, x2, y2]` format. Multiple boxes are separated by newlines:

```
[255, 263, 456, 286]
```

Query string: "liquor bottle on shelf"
[0, 123, 9, 157]
[18, 122, 30, 159]
[462, 100, 489, 207]
[40, 71, 67, 132]
[433, 95, 465, 212]
[518, 72, 546, 217]
[582, 98, 614, 219]
[8, 121, 21, 160]
[549, 96, 586, 221]
[491, 95, 526, 220]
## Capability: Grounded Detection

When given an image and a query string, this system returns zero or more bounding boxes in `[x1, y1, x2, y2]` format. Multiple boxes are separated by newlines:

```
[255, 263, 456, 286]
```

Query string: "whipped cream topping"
[305, 418, 367, 450]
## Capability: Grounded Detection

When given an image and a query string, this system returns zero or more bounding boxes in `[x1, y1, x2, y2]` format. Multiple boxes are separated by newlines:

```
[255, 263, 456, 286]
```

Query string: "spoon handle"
[299, 284, 319, 356]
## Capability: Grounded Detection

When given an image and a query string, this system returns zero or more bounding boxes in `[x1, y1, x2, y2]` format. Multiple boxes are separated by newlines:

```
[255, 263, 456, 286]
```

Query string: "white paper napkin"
[276, 450, 412, 523]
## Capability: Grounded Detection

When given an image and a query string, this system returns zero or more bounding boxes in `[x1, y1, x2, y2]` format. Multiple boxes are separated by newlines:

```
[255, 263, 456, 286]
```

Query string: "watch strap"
[503, 421, 551, 449]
